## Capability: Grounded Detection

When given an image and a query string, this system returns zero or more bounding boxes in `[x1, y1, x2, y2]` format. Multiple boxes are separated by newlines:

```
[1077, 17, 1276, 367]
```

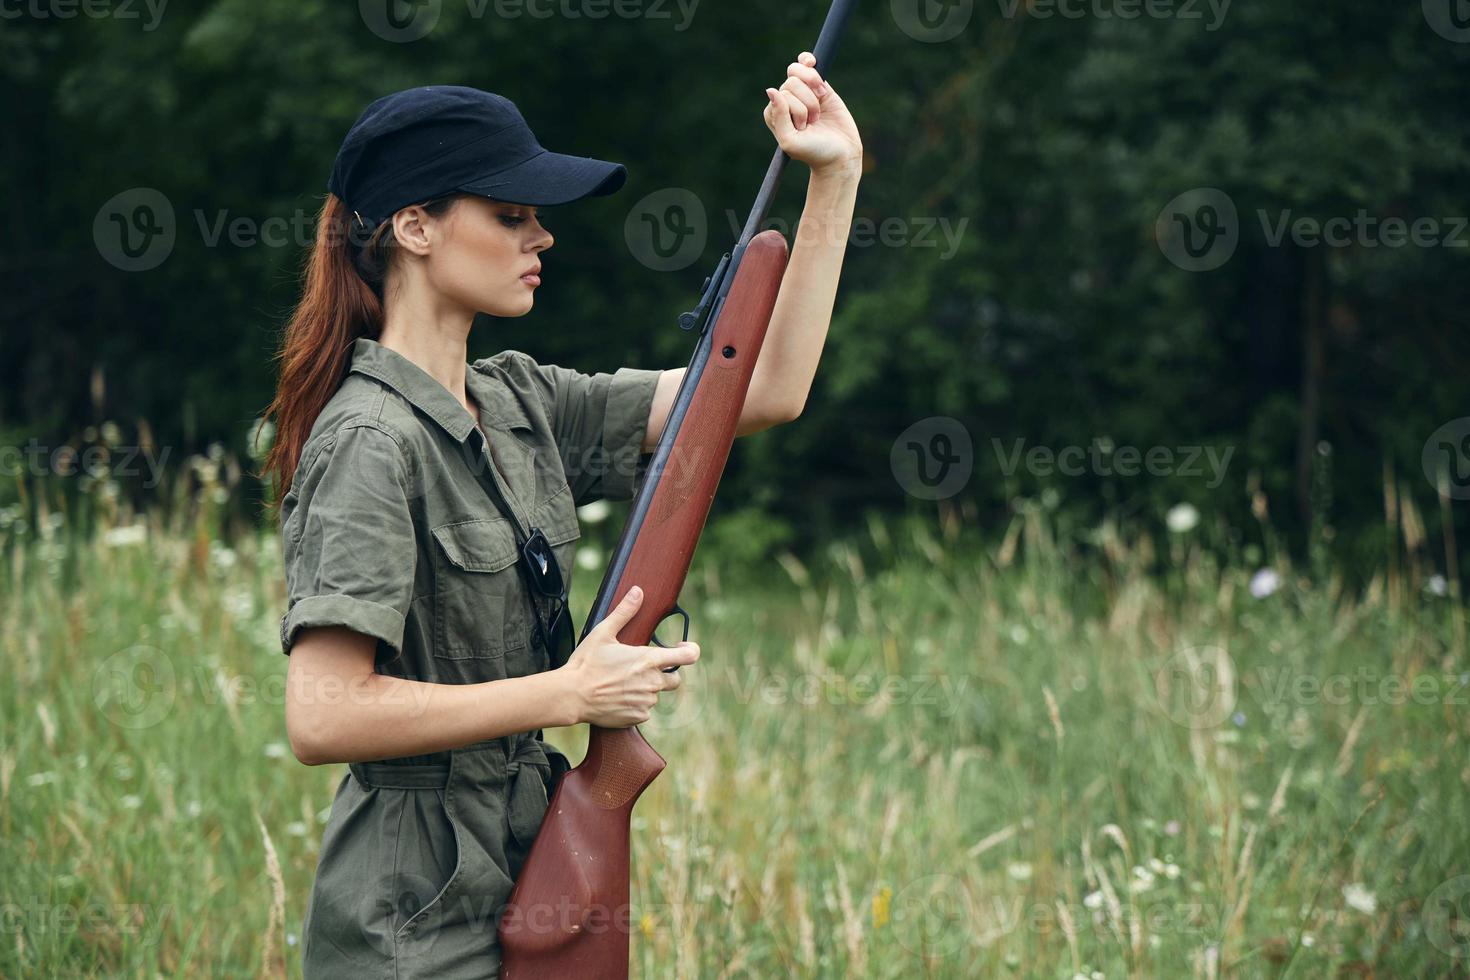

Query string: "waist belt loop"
[349, 760, 451, 790]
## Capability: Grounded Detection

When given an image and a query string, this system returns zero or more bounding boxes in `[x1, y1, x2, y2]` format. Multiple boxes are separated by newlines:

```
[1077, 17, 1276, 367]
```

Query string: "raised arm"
[640, 50, 862, 453]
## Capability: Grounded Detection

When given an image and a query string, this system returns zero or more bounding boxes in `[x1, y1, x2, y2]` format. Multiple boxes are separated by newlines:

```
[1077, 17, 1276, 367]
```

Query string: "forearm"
[289, 660, 579, 765]
[748, 162, 861, 418]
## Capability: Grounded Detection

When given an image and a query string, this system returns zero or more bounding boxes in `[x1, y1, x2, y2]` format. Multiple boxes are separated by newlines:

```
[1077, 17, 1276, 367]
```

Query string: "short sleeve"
[523, 357, 663, 505]
[278, 420, 417, 663]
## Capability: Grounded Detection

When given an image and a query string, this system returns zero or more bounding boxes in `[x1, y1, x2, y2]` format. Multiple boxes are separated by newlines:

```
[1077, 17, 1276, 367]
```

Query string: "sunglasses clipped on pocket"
[519, 526, 577, 668]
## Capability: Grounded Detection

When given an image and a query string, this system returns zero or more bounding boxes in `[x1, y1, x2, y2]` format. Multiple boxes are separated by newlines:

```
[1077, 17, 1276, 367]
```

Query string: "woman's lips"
[520, 274, 541, 287]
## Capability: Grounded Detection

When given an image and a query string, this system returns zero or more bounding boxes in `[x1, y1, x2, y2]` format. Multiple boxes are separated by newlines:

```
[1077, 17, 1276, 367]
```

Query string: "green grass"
[2, 504, 1467, 978]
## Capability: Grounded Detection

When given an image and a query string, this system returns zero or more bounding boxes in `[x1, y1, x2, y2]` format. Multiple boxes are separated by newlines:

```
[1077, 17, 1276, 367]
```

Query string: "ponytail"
[255, 192, 457, 513]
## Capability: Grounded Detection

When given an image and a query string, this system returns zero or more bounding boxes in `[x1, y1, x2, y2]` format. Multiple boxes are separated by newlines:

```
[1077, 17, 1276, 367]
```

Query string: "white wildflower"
[1130, 866, 1156, 893]
[103, 524, 147, 548]
[1166, 503, 1200, 533]
[1249, 568, 1280, 598]
[264, 742, 289, 759]
[1006, 862, 1033, 881]
[1083, 890, 1104, 910]
[209, 542, 237, 571]
[1342, 882, 1376, 914]
[576, 499, 611, 524]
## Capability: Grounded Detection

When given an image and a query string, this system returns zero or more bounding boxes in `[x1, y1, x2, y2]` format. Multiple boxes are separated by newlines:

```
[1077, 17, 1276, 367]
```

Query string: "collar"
[347, 336, 532, 442]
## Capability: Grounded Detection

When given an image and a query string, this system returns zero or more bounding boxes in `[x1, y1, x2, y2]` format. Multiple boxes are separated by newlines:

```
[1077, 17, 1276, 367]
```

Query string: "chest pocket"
[535, 483, 582, 592]
[429, 516, 532, 662]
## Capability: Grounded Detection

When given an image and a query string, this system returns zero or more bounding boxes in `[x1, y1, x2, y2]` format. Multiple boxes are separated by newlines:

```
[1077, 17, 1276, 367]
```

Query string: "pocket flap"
[431, 518, 520, 573]
[535, 484, 582, 547]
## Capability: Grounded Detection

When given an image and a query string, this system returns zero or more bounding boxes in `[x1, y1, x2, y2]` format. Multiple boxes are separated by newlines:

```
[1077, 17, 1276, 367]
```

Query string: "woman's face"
[405, 195, 553, 318]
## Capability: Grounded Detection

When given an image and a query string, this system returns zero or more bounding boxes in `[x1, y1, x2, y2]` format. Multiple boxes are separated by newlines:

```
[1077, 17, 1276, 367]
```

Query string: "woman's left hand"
[763, 51, 863, 177]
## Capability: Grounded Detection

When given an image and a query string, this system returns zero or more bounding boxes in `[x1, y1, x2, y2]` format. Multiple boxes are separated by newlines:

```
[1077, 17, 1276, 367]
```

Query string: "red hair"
[254, 192, 456, 513]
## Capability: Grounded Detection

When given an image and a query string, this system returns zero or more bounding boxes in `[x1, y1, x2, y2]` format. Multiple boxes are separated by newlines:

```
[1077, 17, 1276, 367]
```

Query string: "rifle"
[498, 1, 858, 975]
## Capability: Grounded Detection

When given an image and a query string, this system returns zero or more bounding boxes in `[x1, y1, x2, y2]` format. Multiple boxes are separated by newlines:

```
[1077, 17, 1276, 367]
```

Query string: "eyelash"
[500, 215, 526, 227]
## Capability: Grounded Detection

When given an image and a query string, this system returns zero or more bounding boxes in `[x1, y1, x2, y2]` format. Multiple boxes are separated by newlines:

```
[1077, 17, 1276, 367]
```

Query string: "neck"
[378, 309, 476, 420]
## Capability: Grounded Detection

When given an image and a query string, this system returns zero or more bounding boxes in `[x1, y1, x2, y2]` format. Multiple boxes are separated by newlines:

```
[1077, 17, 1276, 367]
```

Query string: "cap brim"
[457, 149, 626, 207]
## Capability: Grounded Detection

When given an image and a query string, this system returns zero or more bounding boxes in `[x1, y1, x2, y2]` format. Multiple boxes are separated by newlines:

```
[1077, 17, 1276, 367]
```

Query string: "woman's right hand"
[559, 585, 700, 728]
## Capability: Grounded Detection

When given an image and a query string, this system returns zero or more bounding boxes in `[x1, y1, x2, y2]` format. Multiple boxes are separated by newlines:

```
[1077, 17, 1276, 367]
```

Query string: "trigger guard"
[650, 602, 691, 673]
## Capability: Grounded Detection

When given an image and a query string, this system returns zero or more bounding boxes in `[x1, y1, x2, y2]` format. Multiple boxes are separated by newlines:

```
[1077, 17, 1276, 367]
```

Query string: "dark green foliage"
[2, 0, 1466, 570]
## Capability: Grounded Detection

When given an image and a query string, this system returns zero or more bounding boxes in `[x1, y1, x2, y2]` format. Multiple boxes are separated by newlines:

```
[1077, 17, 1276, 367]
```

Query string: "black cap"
[327, 85, 627, 228]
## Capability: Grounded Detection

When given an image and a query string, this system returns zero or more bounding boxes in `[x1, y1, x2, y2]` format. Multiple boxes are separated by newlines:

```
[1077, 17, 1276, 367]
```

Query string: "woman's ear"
[392, 205, 435, 256]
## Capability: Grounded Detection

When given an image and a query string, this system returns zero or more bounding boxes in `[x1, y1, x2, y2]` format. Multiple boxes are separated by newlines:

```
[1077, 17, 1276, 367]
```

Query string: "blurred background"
[3, 1, 1468, 977]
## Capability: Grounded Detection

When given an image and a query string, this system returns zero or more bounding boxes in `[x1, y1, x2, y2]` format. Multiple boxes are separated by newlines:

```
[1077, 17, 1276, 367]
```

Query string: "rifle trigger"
[653, 601, 692, 673]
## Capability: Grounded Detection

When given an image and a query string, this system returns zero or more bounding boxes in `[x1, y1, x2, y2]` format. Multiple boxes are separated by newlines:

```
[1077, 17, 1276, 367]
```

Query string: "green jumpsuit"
[277, 336, 662, 978]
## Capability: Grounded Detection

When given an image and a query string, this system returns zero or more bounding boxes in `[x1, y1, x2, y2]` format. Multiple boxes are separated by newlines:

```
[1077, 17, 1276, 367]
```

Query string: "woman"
[260, 52, 861, 978]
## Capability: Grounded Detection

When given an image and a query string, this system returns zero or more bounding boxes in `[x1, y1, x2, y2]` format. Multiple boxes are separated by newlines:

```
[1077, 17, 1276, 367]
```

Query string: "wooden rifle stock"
[499, 230, 789, 977]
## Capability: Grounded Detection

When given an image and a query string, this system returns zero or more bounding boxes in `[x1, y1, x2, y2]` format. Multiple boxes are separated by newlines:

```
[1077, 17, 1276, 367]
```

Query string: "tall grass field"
[2, 493, 1466, 977]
